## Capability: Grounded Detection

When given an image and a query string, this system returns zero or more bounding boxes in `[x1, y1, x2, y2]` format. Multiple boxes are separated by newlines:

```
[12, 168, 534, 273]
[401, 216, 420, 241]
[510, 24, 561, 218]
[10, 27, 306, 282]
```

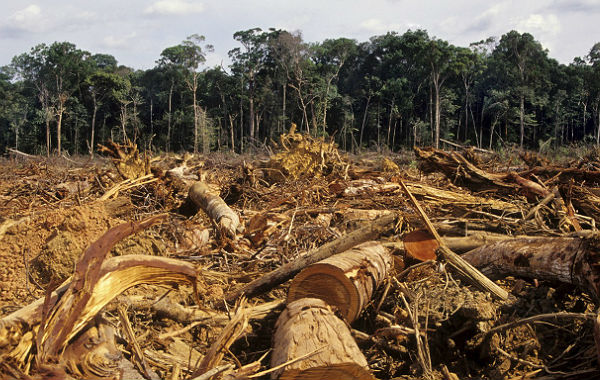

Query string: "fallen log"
[462, 236, 600, 299]
[226, 213, 397, 301]
[189, 181, 242, 239]
[270, 298, 375, 380]
[287, 241, 392, 322]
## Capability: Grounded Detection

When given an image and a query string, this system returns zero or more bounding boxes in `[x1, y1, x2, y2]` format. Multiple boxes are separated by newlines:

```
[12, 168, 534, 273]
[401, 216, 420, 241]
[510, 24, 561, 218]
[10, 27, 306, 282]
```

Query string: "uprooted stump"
[97, 140, 151, 180]
[287, 241, 392, 323]
[271, 298, 375, 380]
[266, 123, 348, 181]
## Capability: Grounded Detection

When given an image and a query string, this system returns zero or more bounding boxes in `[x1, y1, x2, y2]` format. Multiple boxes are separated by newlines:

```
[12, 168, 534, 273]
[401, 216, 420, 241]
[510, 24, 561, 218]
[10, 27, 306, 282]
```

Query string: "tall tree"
[229, 28, 269, 140]
[492, 31, 549, 148]
[159, 35, 212, 153]
[426, 38, 458, 148]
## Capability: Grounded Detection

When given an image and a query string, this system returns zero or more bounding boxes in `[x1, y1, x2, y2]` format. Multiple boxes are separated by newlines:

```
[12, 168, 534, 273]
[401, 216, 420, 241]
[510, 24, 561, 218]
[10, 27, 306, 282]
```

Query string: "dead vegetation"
[1, 135, 600, 379]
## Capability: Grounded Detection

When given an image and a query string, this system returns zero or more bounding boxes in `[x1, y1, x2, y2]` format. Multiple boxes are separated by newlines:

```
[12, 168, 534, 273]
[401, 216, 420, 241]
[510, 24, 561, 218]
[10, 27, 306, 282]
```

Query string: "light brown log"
[189, 181, 242, 239]
[462, 236, 600, 299]
[226, 213, 397, 301]
[270, 298, 375, 380]
[287, 241, 392, 322]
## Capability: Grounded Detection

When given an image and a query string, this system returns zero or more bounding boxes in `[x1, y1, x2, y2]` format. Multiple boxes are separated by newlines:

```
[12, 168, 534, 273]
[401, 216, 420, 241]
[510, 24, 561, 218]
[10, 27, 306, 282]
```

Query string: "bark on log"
[226, 213, 397, 301]
[270, 298, 375, 380]
[287, 241, 392, 322]
[189, 181, 242, 239]
[462, 236, 600, 299]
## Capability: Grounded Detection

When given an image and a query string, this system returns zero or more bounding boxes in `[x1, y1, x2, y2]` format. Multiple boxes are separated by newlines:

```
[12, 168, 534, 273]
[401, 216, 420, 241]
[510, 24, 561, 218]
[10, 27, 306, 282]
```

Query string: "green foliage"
[0, 29, 599, 156]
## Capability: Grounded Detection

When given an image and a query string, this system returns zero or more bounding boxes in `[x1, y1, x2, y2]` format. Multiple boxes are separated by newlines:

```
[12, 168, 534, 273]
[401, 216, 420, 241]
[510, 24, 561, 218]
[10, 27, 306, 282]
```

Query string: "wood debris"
[3, 140, 600, 379]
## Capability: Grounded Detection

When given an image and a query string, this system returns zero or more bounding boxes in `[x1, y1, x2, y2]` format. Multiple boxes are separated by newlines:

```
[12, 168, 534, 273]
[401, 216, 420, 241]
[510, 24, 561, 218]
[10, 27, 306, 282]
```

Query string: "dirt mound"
[0, 202, 122, 310]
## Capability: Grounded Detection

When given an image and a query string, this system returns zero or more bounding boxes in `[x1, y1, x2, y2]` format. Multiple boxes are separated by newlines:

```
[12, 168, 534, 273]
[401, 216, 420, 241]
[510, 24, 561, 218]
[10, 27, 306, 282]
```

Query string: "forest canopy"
[1, 28, 599, 155]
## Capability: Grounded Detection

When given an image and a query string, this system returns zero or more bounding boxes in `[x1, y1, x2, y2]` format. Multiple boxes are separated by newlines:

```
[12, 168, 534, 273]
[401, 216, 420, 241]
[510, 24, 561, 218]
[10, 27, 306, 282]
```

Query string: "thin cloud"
[102, 32, 137, 49]
[550, 0, 600, 13]
[463, 3, 507, 34]
[1, 4, 46, 36]
[517, 14, 561, 35]
[144, 0, 204, 15]
[10, 4, 41, 22]
[360, 18, 402, 34]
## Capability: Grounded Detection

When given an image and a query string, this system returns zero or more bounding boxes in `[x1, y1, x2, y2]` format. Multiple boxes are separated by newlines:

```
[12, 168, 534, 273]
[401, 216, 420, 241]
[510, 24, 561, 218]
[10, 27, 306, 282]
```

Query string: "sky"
[1, 0, 599, 71]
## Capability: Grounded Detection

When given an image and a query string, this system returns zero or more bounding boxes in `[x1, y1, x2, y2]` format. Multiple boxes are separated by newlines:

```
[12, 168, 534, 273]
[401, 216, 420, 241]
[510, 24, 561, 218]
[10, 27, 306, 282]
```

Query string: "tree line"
[1, 28, 599, 156]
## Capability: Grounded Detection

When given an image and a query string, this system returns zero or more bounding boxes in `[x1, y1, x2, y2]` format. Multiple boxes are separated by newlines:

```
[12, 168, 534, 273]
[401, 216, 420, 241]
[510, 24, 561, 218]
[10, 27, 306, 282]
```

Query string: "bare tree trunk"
[249, 72, 255, 140]
[56, 95, 67, 156]
[464, 84, 469, 142]
[386, 98, 394, 146]
[90, 102, 97, 157]
[282, 82, 287, 133]
[359, 95, 371, 148]
[229, 115, 235, 153]
[489, 118, 498, 150]
[191, 74, 199, 154]
[520, 93, 525, 148]
[46, 118, 51, 157]
[434, 80, 441, 149]
[167, 81, 174, 152]
[463, 236, 600, 299]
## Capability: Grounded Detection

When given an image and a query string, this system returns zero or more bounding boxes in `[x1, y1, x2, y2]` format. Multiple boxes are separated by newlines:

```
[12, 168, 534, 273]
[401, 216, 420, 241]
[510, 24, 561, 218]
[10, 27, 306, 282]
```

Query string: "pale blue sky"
[1, 0, 599, 70]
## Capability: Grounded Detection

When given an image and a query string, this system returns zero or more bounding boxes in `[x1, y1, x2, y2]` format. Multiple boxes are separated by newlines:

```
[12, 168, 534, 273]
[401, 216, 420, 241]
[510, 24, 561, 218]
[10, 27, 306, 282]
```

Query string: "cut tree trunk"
[287, 241, 392, 322]
[462, 236, 600, 300]
[271, 298, 375, 380]
[226, 213, 396, 301]
[189, 181, 242, 239]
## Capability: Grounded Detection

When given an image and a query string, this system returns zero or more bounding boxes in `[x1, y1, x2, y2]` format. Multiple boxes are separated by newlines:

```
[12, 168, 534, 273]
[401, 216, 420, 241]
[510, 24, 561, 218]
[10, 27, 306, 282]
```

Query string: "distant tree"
[492, 31, 549, 148]
[159, 35, 212, 153]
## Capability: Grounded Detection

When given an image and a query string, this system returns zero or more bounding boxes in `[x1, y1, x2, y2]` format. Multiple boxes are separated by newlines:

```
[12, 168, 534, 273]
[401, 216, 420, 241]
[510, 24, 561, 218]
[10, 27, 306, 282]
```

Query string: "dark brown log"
[462, 236, 600, 299]
[226, 213, 397, 302]
[270, 298, 375, 380]
[287, 241, 392, 322]
[189, 181, 242, 239]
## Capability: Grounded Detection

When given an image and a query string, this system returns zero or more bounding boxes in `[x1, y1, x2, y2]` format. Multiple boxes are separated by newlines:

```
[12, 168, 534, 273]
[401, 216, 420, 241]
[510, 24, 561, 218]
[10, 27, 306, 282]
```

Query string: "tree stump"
[271, 298, 375, 380]
[287, 241, 392, 322]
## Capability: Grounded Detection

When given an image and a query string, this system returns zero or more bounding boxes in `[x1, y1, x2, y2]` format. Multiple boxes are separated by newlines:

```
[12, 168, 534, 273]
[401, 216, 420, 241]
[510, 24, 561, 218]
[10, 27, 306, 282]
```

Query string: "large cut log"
[189, 181, 242, 239]
[462, 236, 600, 299]
[226, 213, 397, 301]
[271, 298, 375, 380]
[287, 241, 392, 322]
